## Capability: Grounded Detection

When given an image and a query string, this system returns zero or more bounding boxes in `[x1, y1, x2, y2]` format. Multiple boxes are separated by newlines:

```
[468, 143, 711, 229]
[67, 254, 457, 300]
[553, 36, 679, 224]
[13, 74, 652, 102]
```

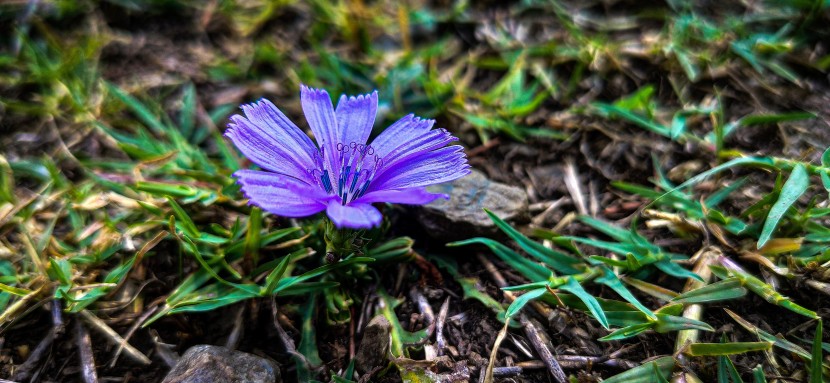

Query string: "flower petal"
[335, 91, 377, 147]
[225, 99, 318, 180]
[235, 169, 328, 217]
[369, 114, 434, 158]
[368, 145, 470, 191]
[370, 127, 458, 181]
[356, 187, 447, 205]
[300, 85, 339, 169]
[326, 202, 382, 229]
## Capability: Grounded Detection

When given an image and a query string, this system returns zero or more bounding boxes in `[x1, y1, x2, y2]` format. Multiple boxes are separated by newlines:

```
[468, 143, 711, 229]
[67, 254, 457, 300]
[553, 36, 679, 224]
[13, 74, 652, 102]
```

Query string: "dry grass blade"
[483, 320, 510, 383]
[79, 310, 151, 365]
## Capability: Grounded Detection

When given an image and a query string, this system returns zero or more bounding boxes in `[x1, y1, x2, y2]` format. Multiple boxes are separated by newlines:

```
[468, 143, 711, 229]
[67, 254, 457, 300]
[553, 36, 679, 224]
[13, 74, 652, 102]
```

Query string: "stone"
[162, 345, 280, 383]
[417, 169, 529, 240]
[354, 315, 391, 374]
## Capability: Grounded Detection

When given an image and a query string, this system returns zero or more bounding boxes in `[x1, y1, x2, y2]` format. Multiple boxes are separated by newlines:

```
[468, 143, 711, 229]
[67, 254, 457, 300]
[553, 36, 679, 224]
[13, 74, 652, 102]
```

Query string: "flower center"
[311, 142, 383, 205]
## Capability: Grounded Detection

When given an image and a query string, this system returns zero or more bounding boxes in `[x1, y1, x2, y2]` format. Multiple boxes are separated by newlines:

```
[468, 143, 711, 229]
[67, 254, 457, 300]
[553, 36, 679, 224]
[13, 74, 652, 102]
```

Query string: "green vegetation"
[1, 0, 829, 382]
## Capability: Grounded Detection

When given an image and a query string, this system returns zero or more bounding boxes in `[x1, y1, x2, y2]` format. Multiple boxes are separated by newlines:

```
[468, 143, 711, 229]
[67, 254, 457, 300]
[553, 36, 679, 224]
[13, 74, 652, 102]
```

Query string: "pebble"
[417, 169, 529, 240]
[161, 345, 280, 383]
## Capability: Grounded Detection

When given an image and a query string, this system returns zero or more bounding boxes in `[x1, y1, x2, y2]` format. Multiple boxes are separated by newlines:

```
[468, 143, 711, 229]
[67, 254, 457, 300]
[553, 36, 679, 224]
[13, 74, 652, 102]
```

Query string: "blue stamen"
[349, 172, 359, 193]
[357, 180, 371, 199]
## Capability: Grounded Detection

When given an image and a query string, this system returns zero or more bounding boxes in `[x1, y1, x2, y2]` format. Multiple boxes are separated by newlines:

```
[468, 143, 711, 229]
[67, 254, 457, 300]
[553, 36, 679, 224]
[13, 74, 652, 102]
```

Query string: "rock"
[162, 345, 280, 383]
[417, 169, 529, 240]
[354, 315, 391, 374]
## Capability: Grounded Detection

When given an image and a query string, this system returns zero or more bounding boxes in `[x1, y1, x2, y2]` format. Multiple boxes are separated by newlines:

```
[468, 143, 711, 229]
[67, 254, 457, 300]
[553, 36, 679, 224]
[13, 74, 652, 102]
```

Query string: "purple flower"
[225, 85, 471, 229]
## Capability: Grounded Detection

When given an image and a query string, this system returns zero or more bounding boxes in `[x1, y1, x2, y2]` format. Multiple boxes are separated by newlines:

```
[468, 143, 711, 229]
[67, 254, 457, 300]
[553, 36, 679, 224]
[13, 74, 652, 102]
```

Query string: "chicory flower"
[225, 85, 470, 229]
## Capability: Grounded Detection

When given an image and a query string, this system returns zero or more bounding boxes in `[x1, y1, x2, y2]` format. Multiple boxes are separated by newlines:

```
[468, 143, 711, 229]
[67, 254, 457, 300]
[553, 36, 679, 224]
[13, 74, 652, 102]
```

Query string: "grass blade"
[758, 163, 809, 248]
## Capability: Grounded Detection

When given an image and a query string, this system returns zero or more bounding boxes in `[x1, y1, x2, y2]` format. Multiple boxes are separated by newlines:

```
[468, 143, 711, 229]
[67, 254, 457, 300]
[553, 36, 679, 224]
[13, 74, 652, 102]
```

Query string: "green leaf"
[655, 157, 776, 207]
[600, 322, 653, 341]
[450, 238, 552, 282]
[688, 342, 772, 356]
[481, 209, 582, 274]
[505, 288, 546, 318]
[811, 320, 824, 383]
[752, 365, 767, 383]
[595, 267, 656, 320]
[603, 356, 675, 383]
[167, 197, 199, 237]
[297, 294, 323, 367]
[671, 278, 748, 303]
[758, 164, 809, 249]
[105, 81, 167, 134]
[592, 102, 671, 138]
[560, 277, 609, 329]
[261, 254, 292, 296]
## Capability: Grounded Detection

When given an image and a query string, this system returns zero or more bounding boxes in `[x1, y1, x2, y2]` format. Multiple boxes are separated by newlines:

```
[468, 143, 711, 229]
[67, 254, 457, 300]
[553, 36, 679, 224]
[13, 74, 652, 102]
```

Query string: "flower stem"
[324, 220, 364, 263]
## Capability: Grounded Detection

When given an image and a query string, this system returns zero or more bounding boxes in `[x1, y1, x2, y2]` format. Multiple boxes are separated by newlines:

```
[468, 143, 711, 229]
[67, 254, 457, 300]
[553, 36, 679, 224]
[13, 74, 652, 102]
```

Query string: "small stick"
[519, 315, 567, 383]
[75, 320, 98, 383]
[349, 306, 356, 360]
[110, 306, 158, 368]
[492, 366, 522, 377]
[12, 328, 55, 381]
[79, 310, 151, 365]
[409, 288, 435, 334]
[271, 298, 296, 352]
[14, 299, 67, 380]
[225, 305, 246, 350]
[564, 158, 588, 216]
[149, 329, 179, 368]
[435, 297, 450, 356]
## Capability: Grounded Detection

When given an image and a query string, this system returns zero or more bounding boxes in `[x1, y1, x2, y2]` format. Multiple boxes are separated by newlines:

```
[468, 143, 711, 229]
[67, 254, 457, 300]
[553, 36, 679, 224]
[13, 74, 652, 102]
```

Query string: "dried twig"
[110, 306, 157, 368]
[149, 329, 179, 368]
[79, 310, 151, 365]
[435, 297, 450, 357]
[225, 304, 246, 350]
[12, 329, 56, 381]
[75, 320, 98, 383]
[271, 297, 296, 353]
[564, 158, 588, 216]
[409, 288, 435, 335]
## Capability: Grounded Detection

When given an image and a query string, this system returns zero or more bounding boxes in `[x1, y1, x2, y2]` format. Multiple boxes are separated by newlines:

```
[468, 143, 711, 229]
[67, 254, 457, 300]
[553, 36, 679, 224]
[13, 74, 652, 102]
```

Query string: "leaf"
[559, 277, 609, 329]
[654, 157, 776, 207]
[595, 267, 656, 320]
[505, 288, 546, 318]
[592, 102, 671, 138]
[758, 164, 809, 248]
[671, 278, 747, 303]
[603, 356, 675, 383]
[450, 238, 551, 282]
[297, 294, 323, 367]
[687, 342, 772, 356]
[482, 209, 582, 274]
[105, 82, 166, 134]
[811, 319, 824, 383]
[599, 322, 653, 341]
[261, 254, 292, 296]
[167, 197, 199, 237]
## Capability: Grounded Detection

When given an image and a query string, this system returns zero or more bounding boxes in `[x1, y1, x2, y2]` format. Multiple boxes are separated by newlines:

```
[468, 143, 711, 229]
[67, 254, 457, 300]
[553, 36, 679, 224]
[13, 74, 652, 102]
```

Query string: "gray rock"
[417, 169, 529, 240]
[162, 345, 280, 383]
[354, 315, 391, 374]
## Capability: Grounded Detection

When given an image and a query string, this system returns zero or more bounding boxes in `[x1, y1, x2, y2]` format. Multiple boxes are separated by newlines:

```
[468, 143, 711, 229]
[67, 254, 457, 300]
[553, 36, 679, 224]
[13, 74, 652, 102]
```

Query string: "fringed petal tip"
[338, 90, 379, 104]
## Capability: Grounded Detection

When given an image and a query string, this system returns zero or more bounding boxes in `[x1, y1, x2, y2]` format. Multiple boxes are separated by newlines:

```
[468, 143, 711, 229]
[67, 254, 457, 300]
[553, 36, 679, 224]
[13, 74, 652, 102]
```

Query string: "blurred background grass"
[1, 0, 830, 382]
